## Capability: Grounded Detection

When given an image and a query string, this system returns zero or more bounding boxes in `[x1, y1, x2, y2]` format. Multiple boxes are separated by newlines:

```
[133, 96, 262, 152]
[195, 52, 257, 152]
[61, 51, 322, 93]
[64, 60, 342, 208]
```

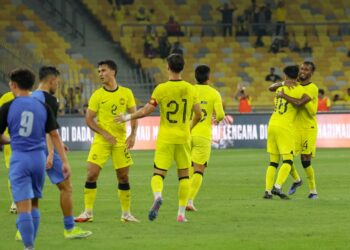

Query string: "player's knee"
[87, 171, 99, 182]
[58, 180, 72, 193]
[270, 162, 279, 168]
[118, 174, 129, 184]
[118, 183, 130, 190]
[283, 160, 293, 166]
[302, 161, 311, 168]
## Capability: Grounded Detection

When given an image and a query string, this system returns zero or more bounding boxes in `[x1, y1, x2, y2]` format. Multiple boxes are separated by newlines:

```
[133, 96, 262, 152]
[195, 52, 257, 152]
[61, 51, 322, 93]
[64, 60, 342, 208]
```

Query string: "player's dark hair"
[39, 66, 60, 81]
[98, 60, 118, 76]
[283, 65, 299, 79]
[302, 61, 316, 72]
[319, 89, 325, 95]
[167, 53, 184, 73]
[195, 65, 210, 84]
[9, 68, 35, 90]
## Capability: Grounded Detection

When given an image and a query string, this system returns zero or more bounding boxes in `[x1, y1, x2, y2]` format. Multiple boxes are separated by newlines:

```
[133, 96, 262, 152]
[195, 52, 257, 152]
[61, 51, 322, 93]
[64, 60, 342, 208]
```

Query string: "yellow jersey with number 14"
[269, 84, 306, 129]
[191, 84, 225, 140]
[150, 80, 199, 144]
[88, 86, 136, 145]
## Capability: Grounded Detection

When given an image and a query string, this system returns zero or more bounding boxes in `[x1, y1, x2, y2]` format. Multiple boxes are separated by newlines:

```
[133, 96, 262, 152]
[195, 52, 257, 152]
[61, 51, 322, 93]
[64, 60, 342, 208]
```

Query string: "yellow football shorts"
[191, 136, 211, 165]
[295, 128, 317, 157]
[154, 141, 191, 170]
[87, 142, 133, 169]
[267, 124, 295, 155]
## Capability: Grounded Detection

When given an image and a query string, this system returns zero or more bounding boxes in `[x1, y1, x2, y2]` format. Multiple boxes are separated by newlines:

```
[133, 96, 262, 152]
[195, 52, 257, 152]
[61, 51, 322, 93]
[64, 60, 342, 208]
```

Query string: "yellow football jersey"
[151, 80, 199, 144]
[191, 84, 225, 140]
[269, 85, 306, 128]
[0, 91, 15, 106]
[0, 92, 15, 137]
[88, 86, 136, 145]
[295, 82, 318, 129]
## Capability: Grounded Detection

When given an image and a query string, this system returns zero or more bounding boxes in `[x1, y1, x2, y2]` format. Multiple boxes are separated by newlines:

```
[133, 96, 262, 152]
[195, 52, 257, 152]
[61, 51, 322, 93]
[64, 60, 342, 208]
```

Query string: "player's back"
[295, 82, 318, 129]
[153, 80, 197, 144]
[32, 90, 59, 118]
[191, 84, 224, 140]
[269, 85, 305, 129]
[5, 96, 48, 152]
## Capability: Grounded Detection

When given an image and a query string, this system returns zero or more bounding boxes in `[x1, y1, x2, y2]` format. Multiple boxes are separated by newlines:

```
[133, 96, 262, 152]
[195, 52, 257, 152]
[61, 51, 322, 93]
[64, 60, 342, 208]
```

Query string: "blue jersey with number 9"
[0, 96, 58, 152]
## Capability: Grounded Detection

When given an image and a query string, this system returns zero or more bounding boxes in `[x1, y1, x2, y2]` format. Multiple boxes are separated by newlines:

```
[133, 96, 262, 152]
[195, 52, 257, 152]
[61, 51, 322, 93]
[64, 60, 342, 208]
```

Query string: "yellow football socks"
[84, 182, 97, 211]
[151, 175, 164, 195]
[178, 177, 190, 207]
[118, 188, 131, 214]
[290, 164, 301, 182]
[265, 166, 277, 191]
[189, 172, 203, 201]
[304, 165, 316, 193]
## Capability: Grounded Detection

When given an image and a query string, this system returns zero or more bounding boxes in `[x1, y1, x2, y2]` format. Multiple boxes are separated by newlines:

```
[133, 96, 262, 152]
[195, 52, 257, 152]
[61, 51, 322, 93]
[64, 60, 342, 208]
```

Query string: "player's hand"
[46, 153, 54, 170]
[0, 135, 10, 145]
[115, 114, 128, 124]
[277, 88, 285, 97]
[102, 131, 117, 145]
[62, 162, 71, 179]
[126, 134, 136, 149]
[64, 144, 70, 152]
[284, 79, 296, 89]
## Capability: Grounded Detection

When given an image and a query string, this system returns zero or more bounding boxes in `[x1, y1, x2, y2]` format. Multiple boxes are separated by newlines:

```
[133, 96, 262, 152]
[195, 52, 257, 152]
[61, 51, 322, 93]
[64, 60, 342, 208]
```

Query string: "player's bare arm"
[45, 134, 54, 169]
[115, 103, 156, 123]
[0, 134, 10, 145]
[85, 108, 116, 144]
[49, 129, 71, 179]
[268, 80, 297, 92]
[190, 103, 202, 130]
[277, 88, 311, 107]
[126, 105, 138, 149]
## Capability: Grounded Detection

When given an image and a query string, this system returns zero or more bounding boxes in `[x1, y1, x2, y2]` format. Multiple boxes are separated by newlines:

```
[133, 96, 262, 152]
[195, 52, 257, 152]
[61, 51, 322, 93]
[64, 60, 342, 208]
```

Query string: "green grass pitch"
[0, 148, 349, 250]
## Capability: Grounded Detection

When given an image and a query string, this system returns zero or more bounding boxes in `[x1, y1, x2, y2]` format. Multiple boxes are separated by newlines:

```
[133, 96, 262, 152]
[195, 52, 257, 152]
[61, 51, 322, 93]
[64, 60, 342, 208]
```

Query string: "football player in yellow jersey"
[116, 54, 202, 222]
[0, 91, 17, 213]
[75, 60, 139, 223]
[186, 65, 225, 212]
[270, 62, 318, 199]
[265, 65, 313, 199]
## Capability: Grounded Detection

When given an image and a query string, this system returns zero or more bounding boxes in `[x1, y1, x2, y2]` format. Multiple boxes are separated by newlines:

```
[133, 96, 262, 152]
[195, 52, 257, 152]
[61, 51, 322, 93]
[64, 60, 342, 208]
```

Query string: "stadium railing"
[120, 22, 350, 37]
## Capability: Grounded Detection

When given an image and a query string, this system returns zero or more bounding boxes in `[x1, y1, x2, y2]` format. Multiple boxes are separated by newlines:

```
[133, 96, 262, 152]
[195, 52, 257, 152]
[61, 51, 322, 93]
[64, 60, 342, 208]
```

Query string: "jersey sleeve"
[0, 101, 12, 134]
[192, 85, 199, 105]
[45, 104, 59, 133]
[150, 85, 161, 106]
[127, 88, 136, 108]
[214, 91, 225, 122]
[88, 91, 100, 112]
[304, 85, 318, 116]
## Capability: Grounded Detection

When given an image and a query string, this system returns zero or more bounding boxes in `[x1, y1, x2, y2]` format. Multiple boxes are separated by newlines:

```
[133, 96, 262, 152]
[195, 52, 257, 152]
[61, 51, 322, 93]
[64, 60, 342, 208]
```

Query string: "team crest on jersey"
[119, 98, 125, 105]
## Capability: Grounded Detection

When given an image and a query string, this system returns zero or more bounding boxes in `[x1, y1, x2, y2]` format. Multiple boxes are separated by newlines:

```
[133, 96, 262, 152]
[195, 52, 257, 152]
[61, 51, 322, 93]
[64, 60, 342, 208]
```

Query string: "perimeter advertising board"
[58, 113, 350, 150]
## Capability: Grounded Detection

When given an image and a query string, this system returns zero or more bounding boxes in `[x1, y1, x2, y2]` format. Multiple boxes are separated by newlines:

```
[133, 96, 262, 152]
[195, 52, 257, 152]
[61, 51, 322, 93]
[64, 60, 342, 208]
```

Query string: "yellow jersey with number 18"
[269, 84, 306, 129]
[150, 80, 199, 144]
[88, 86, 136, 145]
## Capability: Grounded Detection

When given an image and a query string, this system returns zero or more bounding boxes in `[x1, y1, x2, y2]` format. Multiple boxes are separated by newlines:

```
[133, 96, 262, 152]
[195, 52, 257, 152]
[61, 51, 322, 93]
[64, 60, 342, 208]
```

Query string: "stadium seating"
[0, 1, 99, 108]
[81, 0, 350, 110]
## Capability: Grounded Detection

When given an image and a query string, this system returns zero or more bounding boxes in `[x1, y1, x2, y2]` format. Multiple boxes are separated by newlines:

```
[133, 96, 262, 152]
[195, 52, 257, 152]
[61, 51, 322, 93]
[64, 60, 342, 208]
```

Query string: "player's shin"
[178, 176, 190, 216]
[118, 183, 131, 215]
[84, 182, 97, 212]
